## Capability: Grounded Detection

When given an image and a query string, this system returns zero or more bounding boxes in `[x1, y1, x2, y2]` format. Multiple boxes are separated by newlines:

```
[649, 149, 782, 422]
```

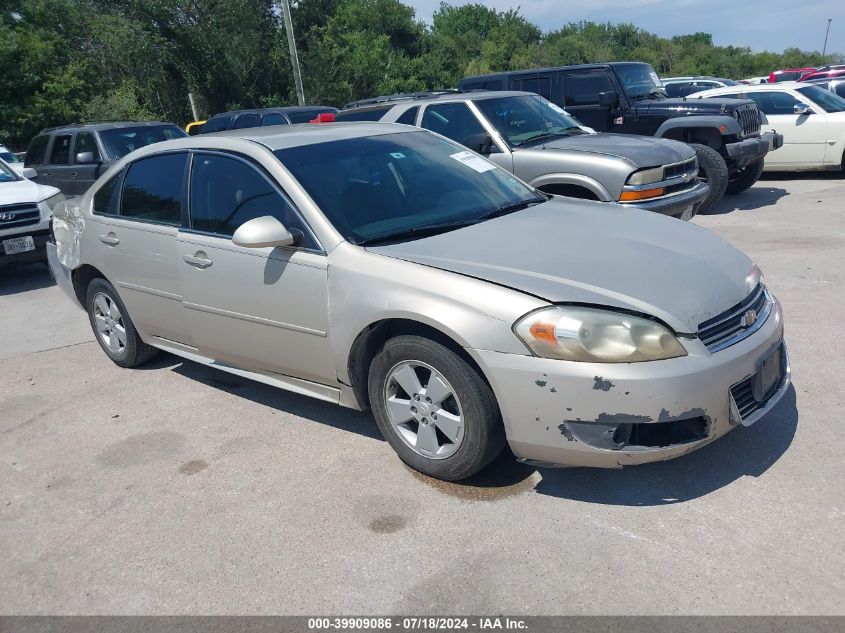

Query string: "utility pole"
[280, 1, 305, 106]
[822, 19, 832, 57]
[188, 92, 199, 121]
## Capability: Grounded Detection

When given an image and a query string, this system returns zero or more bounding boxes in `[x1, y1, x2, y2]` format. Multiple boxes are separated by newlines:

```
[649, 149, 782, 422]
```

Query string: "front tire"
[368, 335, 505, 481]
[691, 143, 728, 210]
[86, 278, 158, 368]
[726, 158, 764, 195]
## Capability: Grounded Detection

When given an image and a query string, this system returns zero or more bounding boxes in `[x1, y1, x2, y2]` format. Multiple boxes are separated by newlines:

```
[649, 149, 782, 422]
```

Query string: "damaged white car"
[48, 123, 790, 481]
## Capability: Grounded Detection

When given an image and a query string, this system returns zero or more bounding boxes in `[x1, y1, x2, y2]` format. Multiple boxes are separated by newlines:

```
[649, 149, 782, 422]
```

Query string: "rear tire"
[691, 143, 728, 210]
[368, 335, 505, 481]
[726, 158, 764, 195]
[86, 278, 158, 368]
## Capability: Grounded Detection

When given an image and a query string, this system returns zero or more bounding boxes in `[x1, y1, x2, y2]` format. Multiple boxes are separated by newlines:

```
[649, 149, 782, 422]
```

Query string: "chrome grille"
[663, 158, 697, 179]
[734, 103, 761, 137]
[698, 284, 770, 352]
[0, 203, 41, 230]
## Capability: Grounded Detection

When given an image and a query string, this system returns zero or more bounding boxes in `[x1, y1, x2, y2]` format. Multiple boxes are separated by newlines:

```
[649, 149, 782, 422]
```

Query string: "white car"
[0, 144, 26, 176]
[0, 158, 64, 268]
[689, 82, 845, 172]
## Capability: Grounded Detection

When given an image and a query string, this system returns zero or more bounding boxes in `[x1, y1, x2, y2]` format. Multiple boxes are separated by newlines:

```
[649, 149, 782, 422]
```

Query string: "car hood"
[637, 96, 750, 114]
[367, 198, 757, 333]
[526, 133, 694, 168]
[0, 178, 59, 205]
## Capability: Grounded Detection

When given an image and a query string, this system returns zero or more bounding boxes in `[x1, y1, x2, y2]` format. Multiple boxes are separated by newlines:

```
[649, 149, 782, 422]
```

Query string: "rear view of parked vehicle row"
[48, 124, 790, 481]
[339, 91, 708, 220]
[459, 62, 783, 208]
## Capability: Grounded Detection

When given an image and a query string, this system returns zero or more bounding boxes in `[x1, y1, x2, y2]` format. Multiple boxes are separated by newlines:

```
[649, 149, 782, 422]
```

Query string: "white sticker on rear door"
[650, 71, 663, 87]
[449, 150, 496, 173]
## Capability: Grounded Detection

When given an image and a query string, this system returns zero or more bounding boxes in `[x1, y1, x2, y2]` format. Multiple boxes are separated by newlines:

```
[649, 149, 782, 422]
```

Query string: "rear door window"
[120, 153, 188, 225]
[420, 103, 486, 146]
[189, 153, 317, 249]
[25, 135, 50, 166]
[261, 113, 288, 126]
[746, 91, 800, 115]
[232, 113, 261, 129]
[512, 75, 553, 100]
[395, 106, 419, 125]
[49, 134, 72, 165]
[199, 116, 231, 133]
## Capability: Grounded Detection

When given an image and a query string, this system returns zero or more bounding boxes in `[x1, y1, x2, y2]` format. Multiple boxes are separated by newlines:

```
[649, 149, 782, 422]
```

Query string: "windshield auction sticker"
[449, 151, 496, 173]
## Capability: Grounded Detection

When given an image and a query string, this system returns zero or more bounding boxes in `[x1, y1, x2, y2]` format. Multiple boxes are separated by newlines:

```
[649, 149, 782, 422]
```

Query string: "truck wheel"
[691, 144, 728, 210]
[726, 159, 764, 195]
[368, 335, 506, 481]
[86, 278, 158, 368]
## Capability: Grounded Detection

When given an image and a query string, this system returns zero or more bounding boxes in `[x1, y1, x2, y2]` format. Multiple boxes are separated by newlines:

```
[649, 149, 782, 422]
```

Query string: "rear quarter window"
[25, 135, 50, 166]
[335, 107, 392, 122]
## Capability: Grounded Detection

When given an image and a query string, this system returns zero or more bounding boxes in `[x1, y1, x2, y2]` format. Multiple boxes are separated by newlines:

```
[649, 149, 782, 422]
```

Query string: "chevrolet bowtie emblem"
[740, 309, 757, 328]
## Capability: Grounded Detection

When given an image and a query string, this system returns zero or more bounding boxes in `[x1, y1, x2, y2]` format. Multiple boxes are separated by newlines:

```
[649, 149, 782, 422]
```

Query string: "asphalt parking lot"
[1, 174, 843, 615]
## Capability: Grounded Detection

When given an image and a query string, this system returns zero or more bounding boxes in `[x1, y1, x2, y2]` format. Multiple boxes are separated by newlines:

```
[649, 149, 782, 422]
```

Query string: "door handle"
[98, 233, 120, 246]
[183, 252, 213, 269]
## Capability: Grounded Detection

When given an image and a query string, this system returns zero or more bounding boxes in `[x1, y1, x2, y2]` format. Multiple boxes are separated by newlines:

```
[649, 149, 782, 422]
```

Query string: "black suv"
[459, 62, 783, 208]
[197, 106, 339, 134]
[25, 121, 186, 197]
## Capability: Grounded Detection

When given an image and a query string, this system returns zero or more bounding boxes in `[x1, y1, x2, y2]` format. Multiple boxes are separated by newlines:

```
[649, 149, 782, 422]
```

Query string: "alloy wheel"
[383, 360, 465, 459]
[92, 292, 127, 355]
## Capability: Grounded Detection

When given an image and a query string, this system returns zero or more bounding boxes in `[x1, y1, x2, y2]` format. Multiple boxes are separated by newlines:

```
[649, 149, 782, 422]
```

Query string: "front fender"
[654, 116, 740, 139]
[326, 243, 545, 385]
[528, 173, 614, 201]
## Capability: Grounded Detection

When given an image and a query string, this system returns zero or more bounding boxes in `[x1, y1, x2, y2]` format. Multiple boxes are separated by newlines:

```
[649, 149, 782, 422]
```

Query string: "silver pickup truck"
[339, 91, 709, 220]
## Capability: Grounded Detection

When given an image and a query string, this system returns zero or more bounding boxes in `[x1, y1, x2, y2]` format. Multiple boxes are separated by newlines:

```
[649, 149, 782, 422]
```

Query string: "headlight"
[514, 306, 687, 363]
[42, 193, 65, 212]
[626, 166, 664, 186]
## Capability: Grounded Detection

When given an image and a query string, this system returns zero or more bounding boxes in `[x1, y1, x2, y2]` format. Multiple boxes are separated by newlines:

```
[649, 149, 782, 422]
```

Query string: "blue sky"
[405, 0, 844, 54]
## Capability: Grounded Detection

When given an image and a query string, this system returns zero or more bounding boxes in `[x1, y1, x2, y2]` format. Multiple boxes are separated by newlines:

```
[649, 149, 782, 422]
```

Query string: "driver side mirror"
[232, 216, 297, 249]
[462, 133, 495, 155]
[22, 167, 38, 179]
[793, 103, 812, 115]
[75, 151, 101, 164]
[598, 91, 620, 108]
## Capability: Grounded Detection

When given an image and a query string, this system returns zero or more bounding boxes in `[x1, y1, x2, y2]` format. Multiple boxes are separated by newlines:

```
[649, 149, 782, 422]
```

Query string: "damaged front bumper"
[470, 298, 789, 468]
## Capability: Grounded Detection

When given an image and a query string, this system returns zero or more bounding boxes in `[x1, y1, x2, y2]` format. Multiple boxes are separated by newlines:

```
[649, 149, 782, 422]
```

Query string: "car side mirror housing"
[793, 103, 812, 115]
[232, 215, 297, 249]
[462, 133, 495, 155]
[75, 151, 100, 164]
[22, 167, 38, 179]
[598, 91, 620, 108]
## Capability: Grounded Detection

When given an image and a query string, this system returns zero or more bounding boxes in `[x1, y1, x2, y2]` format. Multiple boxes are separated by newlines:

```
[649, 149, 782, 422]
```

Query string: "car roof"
[342, 90, 538, 112]
[461, 61, 649, 82]
[38, 121, 177, 134]
[207, 106, 337, 120]
[694, 82, 811, 94]
[120, 122, 422, 157]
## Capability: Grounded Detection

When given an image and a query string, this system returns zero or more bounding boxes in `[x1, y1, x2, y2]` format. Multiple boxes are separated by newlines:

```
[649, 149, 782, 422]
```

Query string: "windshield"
[0, 149, 21, 163]
[474, 95, 589, 147]
[99, 125, 187, 160]
[0, 160, 18, 183]
[616, 63, 664, 98]
[797, 85, 845, 113]
[274, 131, 543, 245]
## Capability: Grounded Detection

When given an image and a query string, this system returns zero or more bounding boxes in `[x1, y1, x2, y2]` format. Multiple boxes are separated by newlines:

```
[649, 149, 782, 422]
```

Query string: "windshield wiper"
[357, 219, 479, 246]
[633, 90, 667, 101]
[516, 129, 581, 146]
[478, 197, 546, 220]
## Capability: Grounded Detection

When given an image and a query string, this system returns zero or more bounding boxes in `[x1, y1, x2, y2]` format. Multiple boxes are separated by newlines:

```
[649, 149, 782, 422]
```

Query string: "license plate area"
[753, 342, 784, 403]
[2, 235, 35, 255]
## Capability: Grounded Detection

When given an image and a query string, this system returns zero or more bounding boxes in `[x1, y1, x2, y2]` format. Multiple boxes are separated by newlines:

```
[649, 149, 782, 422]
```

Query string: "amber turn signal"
[619, 187, 665, 201]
